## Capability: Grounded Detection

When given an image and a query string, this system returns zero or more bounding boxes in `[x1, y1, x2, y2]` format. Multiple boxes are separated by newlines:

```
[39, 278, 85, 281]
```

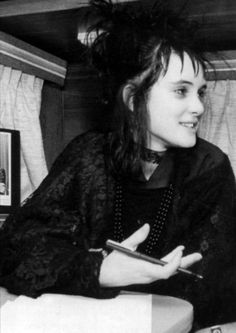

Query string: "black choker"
[140, 147, 164, 164]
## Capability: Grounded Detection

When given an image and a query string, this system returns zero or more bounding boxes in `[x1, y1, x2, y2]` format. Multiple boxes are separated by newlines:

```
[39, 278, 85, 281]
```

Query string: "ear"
[122, 84, 134, 111]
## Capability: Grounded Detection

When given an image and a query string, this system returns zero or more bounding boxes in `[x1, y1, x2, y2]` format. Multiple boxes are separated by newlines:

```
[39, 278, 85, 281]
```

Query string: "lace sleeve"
[0, 132, 118, 299]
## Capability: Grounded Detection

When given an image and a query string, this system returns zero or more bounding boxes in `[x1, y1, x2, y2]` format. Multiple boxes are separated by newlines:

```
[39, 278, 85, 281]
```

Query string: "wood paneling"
[63, 63, 107, 147]
[0, 0, 89, 17]
[0, 9, 85, 61]
[0, 31, 67, 85]
[206, 50, 236, 80]
[0, 0, 236, 61]
[40, 82, 64, 168]
[0, 0, 137, 17]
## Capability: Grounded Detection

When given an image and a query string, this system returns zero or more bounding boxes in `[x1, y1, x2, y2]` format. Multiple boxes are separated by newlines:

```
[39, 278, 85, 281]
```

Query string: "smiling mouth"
[180, 122, 198, 129]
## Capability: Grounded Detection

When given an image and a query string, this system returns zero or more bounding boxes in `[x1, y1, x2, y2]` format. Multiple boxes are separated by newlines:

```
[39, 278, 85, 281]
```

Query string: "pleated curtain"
[0, 65, 48, 202]
[198, 80, 236, 176]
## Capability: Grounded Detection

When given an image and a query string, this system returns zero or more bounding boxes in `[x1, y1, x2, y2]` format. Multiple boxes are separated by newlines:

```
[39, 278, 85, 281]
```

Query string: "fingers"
[157, 248, 183, 279]
[180, 253, 202, 268]
[122, 224, 150, 250]
[161, 245, 185, 262]
[157, 247, 202, 279]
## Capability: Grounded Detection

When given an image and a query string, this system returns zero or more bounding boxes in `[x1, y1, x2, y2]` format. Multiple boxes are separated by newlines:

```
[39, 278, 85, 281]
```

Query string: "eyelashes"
[198, 89, 207, 100]
[174, 87, 187, 96]
[174, 87, 207, 99]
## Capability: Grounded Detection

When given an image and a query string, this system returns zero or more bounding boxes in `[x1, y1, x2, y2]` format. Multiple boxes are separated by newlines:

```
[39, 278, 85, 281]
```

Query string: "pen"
[106, 239, 203, 280]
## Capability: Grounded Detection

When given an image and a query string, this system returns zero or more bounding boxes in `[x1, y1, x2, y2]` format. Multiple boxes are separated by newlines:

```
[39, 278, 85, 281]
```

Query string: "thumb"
[122, 224, 150, 250]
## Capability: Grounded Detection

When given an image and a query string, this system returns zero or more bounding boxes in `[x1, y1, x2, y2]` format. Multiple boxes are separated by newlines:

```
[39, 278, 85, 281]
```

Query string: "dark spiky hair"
[87, 0, 204, 92]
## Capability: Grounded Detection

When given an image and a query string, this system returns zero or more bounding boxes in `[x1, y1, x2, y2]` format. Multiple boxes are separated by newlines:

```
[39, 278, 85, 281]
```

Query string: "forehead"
[159, 52, 206, 84]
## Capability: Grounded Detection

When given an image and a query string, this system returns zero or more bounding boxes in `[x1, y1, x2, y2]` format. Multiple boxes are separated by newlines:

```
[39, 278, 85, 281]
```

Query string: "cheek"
[147, 91, 184, 128]
[148, 113, 171, 135]
[148, 98, 167, 121]
[148, 102, 178, 126]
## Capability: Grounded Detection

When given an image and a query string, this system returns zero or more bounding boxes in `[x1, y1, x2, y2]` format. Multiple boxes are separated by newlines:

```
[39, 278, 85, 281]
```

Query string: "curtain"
[0, 133, 9, 195]
[0, 65, 48, 202]
[198, 80, 236, 176]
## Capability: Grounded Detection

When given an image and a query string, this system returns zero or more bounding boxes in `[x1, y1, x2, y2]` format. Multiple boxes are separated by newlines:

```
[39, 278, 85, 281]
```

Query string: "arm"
[0, 133, 116, 298]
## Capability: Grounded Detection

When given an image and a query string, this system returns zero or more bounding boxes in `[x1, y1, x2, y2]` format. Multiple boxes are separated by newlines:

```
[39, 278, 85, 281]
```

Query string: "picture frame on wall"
[0, 128, 20, 216]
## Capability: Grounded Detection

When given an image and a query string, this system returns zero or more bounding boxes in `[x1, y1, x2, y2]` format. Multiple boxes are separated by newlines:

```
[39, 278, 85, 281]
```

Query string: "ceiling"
[0, 0, 236, 63]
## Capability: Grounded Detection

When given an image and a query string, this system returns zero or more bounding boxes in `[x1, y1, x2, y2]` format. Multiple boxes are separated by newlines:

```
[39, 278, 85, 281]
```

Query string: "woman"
[0, 0, 236, 330]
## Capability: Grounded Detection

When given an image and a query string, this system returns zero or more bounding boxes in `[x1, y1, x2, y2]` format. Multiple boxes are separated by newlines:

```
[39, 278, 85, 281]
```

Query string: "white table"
[0, 287, 193, 333]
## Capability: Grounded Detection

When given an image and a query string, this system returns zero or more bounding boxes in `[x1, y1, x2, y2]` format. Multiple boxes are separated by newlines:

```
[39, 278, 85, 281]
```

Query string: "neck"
[140, 146, 166, 164]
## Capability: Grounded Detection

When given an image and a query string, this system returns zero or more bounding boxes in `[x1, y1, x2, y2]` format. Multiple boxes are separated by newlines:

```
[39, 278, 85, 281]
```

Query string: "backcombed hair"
[86, 0, 209, 178]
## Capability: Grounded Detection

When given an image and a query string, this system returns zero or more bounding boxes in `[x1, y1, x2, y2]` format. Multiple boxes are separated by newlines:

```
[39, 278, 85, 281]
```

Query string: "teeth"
[181, 123, 195, 128]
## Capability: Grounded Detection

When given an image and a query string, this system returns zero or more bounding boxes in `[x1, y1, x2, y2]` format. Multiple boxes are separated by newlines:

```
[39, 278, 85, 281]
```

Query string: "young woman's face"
[146, 52, 207, 151]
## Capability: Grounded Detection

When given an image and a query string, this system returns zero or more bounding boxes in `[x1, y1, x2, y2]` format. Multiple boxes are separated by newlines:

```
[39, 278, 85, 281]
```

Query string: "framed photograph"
[0, 128, 20, 215]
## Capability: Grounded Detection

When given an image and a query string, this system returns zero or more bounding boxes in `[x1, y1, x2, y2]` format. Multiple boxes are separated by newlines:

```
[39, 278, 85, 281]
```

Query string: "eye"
[198, 88, 207, 100]
[174, 87, 188, 97]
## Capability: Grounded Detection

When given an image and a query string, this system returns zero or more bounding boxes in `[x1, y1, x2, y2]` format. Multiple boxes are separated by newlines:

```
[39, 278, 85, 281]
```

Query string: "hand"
[99, 224, 202, 287]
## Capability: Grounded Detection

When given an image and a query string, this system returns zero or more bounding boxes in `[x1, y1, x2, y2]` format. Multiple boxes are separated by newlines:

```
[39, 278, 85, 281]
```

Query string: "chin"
[182, 139, 197, 148]
[174, 136, 197, 148]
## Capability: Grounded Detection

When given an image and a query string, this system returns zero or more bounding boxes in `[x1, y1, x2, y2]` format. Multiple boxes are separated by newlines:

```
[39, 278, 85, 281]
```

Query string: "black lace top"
[0, 130, 236, 329]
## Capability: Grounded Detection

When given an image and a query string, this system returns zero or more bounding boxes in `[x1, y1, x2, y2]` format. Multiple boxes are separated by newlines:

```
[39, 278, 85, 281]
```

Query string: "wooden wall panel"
[1, 0, 236, 61]
[40, 82, 64, 169]
[63, 63, 107, 148]
[40, 63, 109, 170]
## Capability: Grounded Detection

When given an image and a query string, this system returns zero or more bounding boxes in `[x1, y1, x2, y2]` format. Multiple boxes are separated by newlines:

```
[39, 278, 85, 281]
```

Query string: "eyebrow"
[170, 80, 207, 89]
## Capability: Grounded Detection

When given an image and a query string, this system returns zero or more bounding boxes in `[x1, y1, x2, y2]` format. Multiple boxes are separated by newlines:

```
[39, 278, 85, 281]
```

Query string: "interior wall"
[63, 63, 107, 148]
[41, 63, 108, 170]
[40, 81, 64, 169]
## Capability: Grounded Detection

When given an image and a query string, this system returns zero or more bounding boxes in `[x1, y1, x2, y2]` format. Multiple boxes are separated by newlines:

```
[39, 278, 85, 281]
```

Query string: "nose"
[189, 95, 205, 116]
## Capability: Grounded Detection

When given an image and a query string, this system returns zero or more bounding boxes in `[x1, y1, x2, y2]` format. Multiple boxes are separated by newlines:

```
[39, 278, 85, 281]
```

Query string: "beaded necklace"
[113, 182, 174, 255]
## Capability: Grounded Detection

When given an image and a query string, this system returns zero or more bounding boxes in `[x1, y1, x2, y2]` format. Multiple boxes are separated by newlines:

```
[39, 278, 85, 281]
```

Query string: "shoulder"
[51, 130, 109, 169]
[65, 130, 108, 151]
[195, 137, 226, 164]
[190, 137, 229, 169]
[176, 137, 233, 183]
[174, 139, 236, 220]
